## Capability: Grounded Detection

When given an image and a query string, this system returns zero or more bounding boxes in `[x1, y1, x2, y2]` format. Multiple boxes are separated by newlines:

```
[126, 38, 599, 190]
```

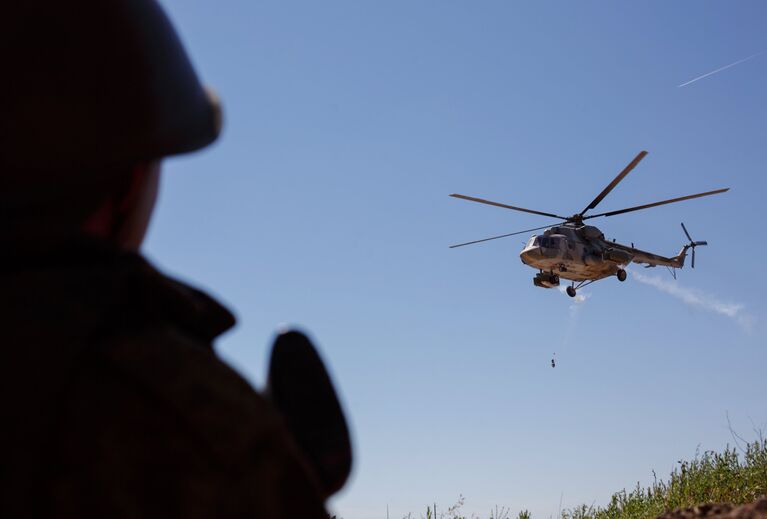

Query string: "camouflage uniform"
[1, 0, 346, 516]
[1, 240, 328, 517]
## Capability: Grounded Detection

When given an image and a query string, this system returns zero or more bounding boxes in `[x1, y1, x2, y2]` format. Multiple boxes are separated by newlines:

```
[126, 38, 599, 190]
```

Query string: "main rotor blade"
[449, 194, 566, 219]
[580, 151, 648, 216]
[449, 223, 557, 249]
[681, 222, 693, 242]
[584, 188, 729, 219]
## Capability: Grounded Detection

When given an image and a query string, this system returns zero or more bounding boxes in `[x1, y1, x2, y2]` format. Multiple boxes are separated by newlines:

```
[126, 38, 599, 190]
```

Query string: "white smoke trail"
[630, 268, 754, 332]
[558, 285, 590, 306]
[557, 286, 590, 352]
[678, 51, 765, 87]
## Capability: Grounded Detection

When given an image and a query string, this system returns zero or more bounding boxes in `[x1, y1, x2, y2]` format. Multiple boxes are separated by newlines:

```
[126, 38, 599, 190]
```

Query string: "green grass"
[395, 438, 767, 519]
[559, 438, 767, 519]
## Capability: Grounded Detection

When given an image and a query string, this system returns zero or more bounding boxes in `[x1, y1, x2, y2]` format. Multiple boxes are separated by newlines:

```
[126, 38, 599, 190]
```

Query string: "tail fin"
[673, 244, 691, 268]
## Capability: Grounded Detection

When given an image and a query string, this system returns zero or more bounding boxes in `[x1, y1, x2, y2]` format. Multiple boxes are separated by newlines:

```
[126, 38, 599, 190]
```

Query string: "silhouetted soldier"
[1, 1, 350, 517]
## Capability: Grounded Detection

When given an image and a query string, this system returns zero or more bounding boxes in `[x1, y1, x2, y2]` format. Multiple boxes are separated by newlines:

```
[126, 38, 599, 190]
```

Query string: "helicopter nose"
[520, 246, 542, 264]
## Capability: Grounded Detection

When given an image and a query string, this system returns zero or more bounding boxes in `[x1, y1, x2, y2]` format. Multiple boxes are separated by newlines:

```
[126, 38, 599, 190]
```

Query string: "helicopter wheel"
[566, 286, 577, 298]
[617, 269, 627, 282]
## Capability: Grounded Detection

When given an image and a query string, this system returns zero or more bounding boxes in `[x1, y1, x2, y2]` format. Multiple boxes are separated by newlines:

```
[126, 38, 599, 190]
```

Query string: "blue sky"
[146, 2, 766, 517]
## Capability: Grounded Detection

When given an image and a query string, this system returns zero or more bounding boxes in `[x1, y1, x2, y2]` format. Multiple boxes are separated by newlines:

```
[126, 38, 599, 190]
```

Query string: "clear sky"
[146, 2, 766, 517]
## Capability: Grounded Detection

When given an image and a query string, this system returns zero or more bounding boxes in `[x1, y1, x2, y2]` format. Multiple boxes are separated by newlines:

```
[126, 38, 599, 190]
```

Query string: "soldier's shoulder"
[94, 325, 281, 463]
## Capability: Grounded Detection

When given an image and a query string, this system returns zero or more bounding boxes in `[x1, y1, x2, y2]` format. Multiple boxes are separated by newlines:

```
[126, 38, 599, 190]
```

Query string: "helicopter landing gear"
[617, 269, 627, 282]
[567, 278, 595, 297]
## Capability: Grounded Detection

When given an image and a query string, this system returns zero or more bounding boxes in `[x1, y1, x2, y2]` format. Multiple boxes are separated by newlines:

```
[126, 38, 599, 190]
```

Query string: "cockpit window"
[539, 236, 561, 248]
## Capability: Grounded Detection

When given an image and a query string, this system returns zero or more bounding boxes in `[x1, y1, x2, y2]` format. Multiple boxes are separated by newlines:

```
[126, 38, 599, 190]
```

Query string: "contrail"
[678, 51, 765, 87]
[630, 268, 754, 331]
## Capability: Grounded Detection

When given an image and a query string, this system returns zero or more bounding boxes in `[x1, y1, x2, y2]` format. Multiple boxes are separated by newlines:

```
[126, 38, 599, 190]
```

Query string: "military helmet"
[1, 0, 221, 173]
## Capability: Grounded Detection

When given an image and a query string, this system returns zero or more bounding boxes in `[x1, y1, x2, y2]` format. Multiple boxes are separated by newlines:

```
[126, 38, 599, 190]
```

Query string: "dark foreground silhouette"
[1, 1, 350, 517]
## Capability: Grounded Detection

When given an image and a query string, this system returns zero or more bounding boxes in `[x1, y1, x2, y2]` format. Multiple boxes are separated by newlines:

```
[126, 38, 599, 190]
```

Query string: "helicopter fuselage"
[519, 224, 681, 283]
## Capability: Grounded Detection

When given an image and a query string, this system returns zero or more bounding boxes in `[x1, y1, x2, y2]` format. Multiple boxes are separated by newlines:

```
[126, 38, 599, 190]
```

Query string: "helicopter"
[450, 151, 728, 298]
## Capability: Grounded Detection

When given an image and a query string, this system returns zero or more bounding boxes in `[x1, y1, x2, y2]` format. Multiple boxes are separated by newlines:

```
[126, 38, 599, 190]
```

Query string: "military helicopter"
[450, 151, 728, 298]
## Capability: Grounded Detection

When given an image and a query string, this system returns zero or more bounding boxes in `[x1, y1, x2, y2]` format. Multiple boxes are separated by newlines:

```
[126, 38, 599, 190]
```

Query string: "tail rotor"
[681, 222, 707, 268]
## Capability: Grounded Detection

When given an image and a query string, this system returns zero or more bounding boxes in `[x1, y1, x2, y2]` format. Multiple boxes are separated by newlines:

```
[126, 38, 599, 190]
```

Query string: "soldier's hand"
[265, 330, 352, 499]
